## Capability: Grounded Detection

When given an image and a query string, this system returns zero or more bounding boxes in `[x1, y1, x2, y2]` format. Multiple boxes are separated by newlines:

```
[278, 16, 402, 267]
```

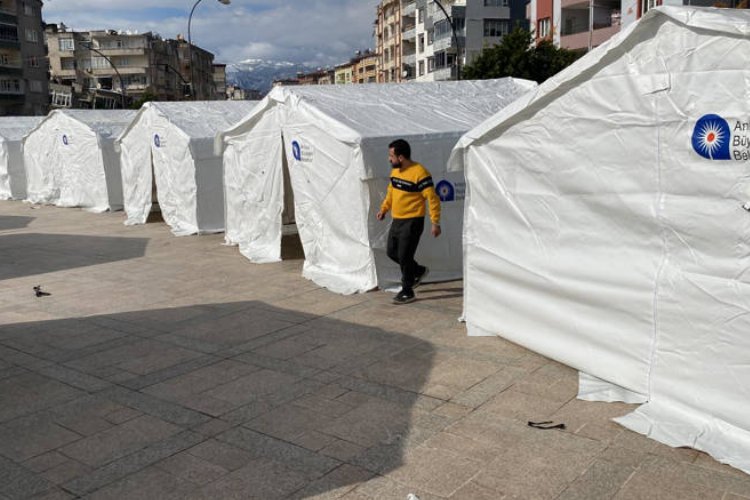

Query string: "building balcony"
[432, 65, 458, 81]
[0, 66, 22, 76]
[560, 23, 620, 50]
[433, 34, 464, 52]
[0, 12, 17, 24]
[0, 37, 20, 49]
[88, 47, 147, 56]
[403, 1, 416, 16]
[403, 53, 416, 65]
[403, 27, 416, 40]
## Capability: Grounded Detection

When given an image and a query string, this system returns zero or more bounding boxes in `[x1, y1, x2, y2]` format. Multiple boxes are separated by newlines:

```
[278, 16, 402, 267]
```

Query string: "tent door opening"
[146, 149, 163, 223]
[281, 135, 302, 260]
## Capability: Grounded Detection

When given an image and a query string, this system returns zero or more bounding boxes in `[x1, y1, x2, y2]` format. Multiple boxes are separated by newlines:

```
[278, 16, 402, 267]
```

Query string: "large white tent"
[0, 116, 44, 200]
[218, 79, 537, 294]
[449, 7, 750, 473]
[23, 110, 135, 211]
[116, 101, 258, 235]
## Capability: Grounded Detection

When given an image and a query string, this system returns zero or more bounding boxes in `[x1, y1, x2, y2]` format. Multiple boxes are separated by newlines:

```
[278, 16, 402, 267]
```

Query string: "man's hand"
[376, 210, 386, 221]
[431, 224, 441, 237]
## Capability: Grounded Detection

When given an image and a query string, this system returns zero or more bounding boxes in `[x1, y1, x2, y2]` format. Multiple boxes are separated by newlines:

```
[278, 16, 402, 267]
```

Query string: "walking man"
[376, 139, 441, 304]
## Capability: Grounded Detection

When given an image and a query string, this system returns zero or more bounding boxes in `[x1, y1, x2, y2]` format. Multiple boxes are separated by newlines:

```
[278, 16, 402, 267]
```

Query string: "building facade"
[46, 26, 217, 108]
[0, 0, 47, 115]
[213, 63, 226, 100]
[530, 0, 748, 52]
[375, 0, 403, 82]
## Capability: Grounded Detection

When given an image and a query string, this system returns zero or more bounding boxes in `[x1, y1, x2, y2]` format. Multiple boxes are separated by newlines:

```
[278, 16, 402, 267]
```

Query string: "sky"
[43, 1, 377, 66]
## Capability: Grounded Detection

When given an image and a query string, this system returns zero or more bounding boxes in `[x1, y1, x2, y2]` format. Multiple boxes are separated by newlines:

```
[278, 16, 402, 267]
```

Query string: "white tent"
[218, 79, 537, 294]
[23, 110, 135, 212]
[116, 101, 258, 236]
[449, 7, 750, 473]
[0, 116, 44, 200]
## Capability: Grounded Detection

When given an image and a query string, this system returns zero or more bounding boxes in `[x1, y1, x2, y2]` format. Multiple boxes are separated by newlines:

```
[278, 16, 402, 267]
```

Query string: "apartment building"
[353, 52, 378, 83]
[0, 0, 47, 116]
[531, 0, 748, 52]
[375, 0, 403, 82]
[213, 63, 226, 100]
[335, 63, 353, 85]
[46, 26, 217, 109]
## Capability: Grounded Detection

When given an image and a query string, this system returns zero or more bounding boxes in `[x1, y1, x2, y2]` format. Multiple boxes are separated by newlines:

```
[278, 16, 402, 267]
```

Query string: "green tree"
[129, 92, 156, 110]
[462, 27, 581, 84]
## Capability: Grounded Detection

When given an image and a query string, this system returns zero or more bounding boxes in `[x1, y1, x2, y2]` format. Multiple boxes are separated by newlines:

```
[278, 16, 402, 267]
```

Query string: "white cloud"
[43, 0, 377, 66]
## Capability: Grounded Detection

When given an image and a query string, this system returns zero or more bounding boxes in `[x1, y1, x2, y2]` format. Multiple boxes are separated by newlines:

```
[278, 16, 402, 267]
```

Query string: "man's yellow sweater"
[380, 163, 441, 225]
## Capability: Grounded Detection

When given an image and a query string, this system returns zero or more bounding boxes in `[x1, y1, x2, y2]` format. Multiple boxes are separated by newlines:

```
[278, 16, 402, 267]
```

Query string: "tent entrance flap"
[281, 135, 295, 226]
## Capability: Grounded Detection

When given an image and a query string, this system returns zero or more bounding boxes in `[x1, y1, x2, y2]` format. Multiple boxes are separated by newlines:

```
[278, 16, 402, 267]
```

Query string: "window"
[26, 55, 39, 67]
[484, 0, 509, 5]
[418, 34, 425, 53]
[25, 28, 38, 43]
[418, 7, 424, 23]
[538, 17, 551, 38]
[427, 29, 434, 45]
[29, 80, 42, 93]
[51, 90, 72, 107]
[484, 18, 510, 37]
[61, 58, 75, 70]
[0, 78, 21, 93]
[91, 56, 110, 69]
[0, 54, 8, 65]
[418, 60, 424, 76]
[24, 2, 33, 15]
[118, 57, 129, 67]
[59, 38, 75, 51]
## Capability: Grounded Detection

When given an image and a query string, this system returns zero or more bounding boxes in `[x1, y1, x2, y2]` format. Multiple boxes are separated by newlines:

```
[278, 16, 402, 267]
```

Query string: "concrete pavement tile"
[40, 458, 91, 485]
[344, 474, 444, 500]
[0, 454, 56, 500]
[140, 358, 258, 400]
[613, 467, 724, 500]
[287, 464, 374, 500]
[0, 372, 83, 423]
[102, 407, 143, 425]
[58, 415, 182, 467]
[23, 452, 69, 473]
[290, 431, 338, 452]
[232, 351, 321, 378]
[387, 446, 482, 497]
[320, 439, 367, 463]
[693, 452, 750, 480]
[419, 431, 502, 463]
[449, 480, 505, 499]
[291, 394, 355, 418]
[475, 387, 568, 423]
[189, 417, 235, 437]
[186, 439, 255, 472]
[198, 458, 309, 499]
[216, 427, 340, 480]
[62, 430, 205, 496]
[321, 399, 414, 449]
[0, 414, 83, 462]
[431, 402, 473, 421]
[98, 386, 211, 427]
[556, 459, 637, 500]
[155, 451, 229, 486]
[206, 368, 303, 404]
[86, 466, 201, 500]
[638, 457, 750, 497]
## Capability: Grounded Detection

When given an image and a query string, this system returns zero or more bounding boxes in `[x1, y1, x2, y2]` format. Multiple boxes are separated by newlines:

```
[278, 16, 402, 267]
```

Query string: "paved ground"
[0, 200, 749, 500]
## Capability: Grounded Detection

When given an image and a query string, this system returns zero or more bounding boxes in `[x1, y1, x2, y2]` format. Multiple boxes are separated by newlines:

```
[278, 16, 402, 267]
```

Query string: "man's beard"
[390, 160, 401, 168]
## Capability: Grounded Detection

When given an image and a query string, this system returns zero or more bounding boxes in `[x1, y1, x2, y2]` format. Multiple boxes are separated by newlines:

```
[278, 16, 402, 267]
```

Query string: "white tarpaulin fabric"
[23, 110, 135, 212]
[117, 101, 258, 235]
[218, 79, 537, 294]
[449, 6, 750, 473]
[0, 116, 43, 200]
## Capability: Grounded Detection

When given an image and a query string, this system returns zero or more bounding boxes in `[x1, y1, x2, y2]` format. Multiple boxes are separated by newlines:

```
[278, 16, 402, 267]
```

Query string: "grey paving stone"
[288, 464, 374, 500]
[31, 364, 112, 393]
[0, 414, 83, 462]
[62, 430, 205, 495]
[86, 466, 201, 500]
[198, 458, 309, 499]
[216, 427, 340, 480]
[98, 386, 211, 428]
[186, 439, 256, 472]
[119, 354, 221, 391]
[0, 455, 55, 500]
[0, 372, 83, 424]
[155, 451, 229, 486]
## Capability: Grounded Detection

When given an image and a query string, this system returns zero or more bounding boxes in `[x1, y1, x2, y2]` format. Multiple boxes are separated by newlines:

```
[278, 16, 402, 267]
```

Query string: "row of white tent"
[1, 5, 749, 474]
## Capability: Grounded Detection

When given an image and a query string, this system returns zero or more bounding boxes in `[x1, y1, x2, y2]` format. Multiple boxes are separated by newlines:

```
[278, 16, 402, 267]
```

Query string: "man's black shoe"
[413, 266, 429, 288]
[393, 290, 416, 304]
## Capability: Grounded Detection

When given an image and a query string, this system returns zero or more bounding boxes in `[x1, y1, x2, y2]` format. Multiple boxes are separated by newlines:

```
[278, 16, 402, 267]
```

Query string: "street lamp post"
[79, 41, 127, 109]
[433, 0, 461, 81]
[187, 0, 230, 100]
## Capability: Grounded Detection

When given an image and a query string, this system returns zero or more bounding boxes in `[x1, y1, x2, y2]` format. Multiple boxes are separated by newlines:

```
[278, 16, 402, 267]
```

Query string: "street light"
[78, 41, 127, 109]
[433, 0, 461, 81]
[187, 0, 230, 100]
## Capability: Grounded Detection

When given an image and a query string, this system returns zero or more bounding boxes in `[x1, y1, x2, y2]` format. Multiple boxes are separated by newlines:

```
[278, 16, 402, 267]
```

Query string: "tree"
[129, 92, 156, 110]
[462, 27, 581, 84]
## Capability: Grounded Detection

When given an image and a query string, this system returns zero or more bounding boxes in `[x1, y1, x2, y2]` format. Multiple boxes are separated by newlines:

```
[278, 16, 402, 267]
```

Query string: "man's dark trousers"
[387, 217, 426, 293]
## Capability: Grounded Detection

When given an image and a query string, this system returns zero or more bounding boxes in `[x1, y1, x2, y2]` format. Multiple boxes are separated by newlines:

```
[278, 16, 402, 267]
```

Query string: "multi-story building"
[335, 63, 354, 85]
[531, 0, 748, 52]
[353, 51, 378, 83]
[296, 68, 335, 85]
[213, 63, 226, 100]
[0, 0, 47, 115]
[375, 0, 403, 82]
[408, 0, 522, 82]
[46, 26, 217, 108]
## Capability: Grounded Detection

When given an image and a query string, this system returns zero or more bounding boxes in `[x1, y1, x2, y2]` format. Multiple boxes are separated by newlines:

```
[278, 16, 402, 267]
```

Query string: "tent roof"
[450, 6, 750, 169]
[142, 101, 259, 139]
[46, 109, 136, 140]
[0, 116, 44, 141]
[271, 78, 537, 140]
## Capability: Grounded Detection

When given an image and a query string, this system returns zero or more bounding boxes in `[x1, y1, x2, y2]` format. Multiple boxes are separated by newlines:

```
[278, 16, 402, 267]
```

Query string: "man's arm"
[377, 181, 393, 220]
[419, 176, 442, 237]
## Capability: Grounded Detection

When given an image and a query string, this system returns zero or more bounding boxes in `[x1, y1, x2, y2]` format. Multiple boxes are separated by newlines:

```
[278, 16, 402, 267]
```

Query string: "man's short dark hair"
[389, 139, 411, 159]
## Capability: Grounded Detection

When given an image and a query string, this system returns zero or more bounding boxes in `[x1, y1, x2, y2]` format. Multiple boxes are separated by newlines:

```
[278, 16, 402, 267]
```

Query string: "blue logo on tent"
[154, 134, 161, 148]
[692, 114, 731, 160]
[436, 180, 455, 202]
[291, 140, 301, 161]
[61, 134, 68, 146]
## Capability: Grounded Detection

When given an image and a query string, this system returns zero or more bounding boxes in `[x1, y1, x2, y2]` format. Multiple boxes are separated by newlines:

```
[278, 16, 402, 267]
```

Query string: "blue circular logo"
[61, 134, 68, 146]
[291, 140, 301, 162]
[154, 134, 161, 148]
[436, 180, 455, 202]
[692, 114, 731, 160]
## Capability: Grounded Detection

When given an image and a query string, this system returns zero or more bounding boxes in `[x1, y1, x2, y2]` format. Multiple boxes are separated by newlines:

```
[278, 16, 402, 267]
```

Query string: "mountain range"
[225, 59, 314, 94]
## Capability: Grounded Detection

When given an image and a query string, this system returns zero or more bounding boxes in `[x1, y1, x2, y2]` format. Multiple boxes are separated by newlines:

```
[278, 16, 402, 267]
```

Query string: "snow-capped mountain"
[226, 59, 312, 94]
